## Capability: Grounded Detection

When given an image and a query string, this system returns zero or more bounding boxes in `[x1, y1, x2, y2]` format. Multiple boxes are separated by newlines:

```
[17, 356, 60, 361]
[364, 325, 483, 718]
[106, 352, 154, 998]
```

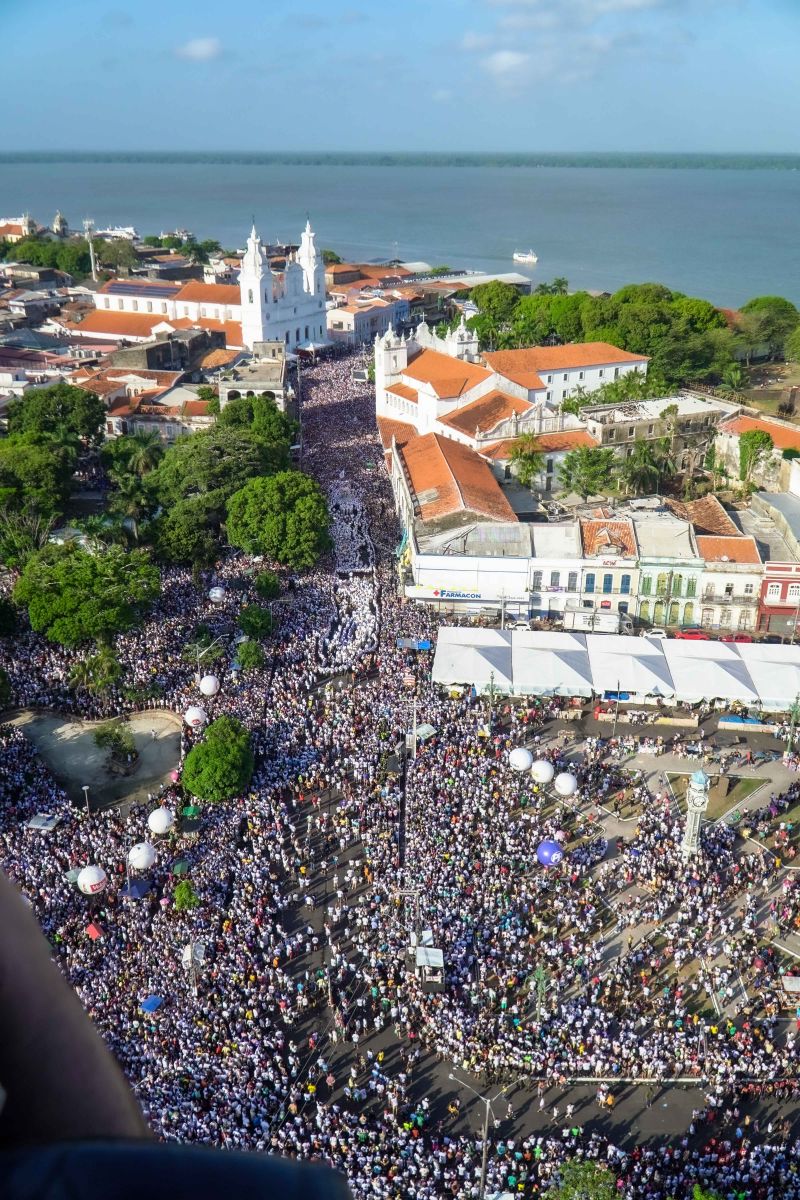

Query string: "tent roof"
[657, 640, 760, 702]
[586, 634, 676, 697]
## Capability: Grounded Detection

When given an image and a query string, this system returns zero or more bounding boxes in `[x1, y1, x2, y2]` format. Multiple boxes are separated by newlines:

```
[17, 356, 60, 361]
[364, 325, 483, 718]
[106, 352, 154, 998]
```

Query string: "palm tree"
[620, 441, 667, 496]
[551, 277, 569, 295]
[125, 431, 164, 477]
[716, 364, 747, 401]
[109, 476, 150, 543]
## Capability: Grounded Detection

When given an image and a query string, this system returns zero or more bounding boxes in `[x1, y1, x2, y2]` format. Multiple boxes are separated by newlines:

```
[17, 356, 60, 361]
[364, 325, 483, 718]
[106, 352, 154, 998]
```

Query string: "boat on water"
[513, 249, 538, 264]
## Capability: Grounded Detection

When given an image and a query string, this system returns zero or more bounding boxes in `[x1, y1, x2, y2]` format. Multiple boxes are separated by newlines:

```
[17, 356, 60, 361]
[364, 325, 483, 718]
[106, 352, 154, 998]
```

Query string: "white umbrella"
[128, 842, 157, 871]
[198, 675, 220, 697]
[208, 586, 225, 603]
[184, 706, 208, 728]
[77, 865, 108, 895]
[148, 808, 175, 836]
[531, 760, 555, 785]
[554, 771, 579, 797]
[508, 747, 533, 772]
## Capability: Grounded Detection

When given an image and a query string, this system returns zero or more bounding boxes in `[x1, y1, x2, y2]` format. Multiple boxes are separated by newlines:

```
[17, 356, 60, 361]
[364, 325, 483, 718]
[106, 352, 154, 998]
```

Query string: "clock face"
[688, 791, 707, 811]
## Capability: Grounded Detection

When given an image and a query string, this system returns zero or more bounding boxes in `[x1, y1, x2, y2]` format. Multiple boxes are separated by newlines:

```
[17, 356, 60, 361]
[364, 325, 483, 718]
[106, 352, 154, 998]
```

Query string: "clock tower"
[681, 768, 710, 858]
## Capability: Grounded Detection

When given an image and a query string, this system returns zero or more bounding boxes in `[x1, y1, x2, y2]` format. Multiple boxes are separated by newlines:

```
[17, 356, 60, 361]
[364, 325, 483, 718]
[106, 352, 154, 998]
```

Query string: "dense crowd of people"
[2, 350, 800, 1196]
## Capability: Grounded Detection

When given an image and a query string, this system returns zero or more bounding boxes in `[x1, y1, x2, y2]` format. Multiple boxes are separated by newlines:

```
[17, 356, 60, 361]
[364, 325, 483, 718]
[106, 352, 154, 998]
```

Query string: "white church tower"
[239, 224, 272, 349]
[297, 218, 325, 298]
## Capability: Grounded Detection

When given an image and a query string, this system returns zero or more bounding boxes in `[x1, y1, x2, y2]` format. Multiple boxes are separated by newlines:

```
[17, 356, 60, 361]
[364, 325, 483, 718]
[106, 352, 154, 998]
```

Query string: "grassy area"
[666, 773, 765, 821]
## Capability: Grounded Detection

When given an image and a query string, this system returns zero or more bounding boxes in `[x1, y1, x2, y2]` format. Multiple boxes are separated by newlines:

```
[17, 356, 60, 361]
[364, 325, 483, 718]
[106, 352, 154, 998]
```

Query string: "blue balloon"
[536, 839, 564, 868]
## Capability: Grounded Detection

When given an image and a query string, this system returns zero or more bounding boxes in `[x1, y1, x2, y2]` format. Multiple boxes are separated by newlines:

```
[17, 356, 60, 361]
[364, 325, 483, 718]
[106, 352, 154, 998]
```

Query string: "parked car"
[675, 626, 711, 640]
[643, 627, 668, 639]
[720, 633, 753, 643]
[760, 633, 785, 644]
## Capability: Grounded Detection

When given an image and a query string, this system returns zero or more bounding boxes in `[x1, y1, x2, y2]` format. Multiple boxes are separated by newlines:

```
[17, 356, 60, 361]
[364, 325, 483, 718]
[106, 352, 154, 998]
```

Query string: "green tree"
[108, 475, 152, 542]
[217, 393, 297, 443]
[509, 434, 545, 489]
[226, 471, 331, 568]
[195, 385, 217, 401]
[785, 324, 800, 362]
[6, 382, 105, 446]
[94, 238, 138, 273]
[124, 431, 164, 477]
[253, 569, 281, 600]
[150, 425, 288, 507]
[739, 428, 773, 484]
[93, 718, 135, 757]
[153, 496, 222, 567]
[620, 439, 672, 496]
[0, 667, 11, 709]
[470, 280, 521, 326]
[13, 543, 160, 648]
[71, 647, 123, 695]
[236, 639, 265, 671]
[552, 1160, 618, 1200]
[0, 437, 74, 517]
[716, 364, 747, 400]
[740, 295, 799, 358]
[181, 715, 254, 803]
[558, 446, 617, 500]
[173, 880, 200, 911]
[238, 605, 273, 639]
[322, 248, 341, 264]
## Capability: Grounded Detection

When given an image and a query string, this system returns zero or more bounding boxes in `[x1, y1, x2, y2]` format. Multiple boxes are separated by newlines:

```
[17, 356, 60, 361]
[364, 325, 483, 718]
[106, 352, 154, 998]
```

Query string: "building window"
[146, 300, 153, 313]
[703, 584, 715, 598]
[550, 570, 560, 587]
[639, 600, 650, 622]
[640, 576, 652, 595]
[532, 570, 543, 590]
[598, 369, 604, 378]
[602, 573, 613, 594]
[767, 582, 781, 599]
[585, 572, 595, 594]
[118, 299, 124, 310]
[614, 368, 620, 379]
[104, 297, 110, 308]
[648, 424, 654, 434]
[607, 430, 615, 440]
[683, 601, 694, 625]
[744, 583, 754, 595]
[701, 607, 714, 626]
[161, 302, 167, 313]
[567, 571, 578, 591]
[686, 577, 696, 598]
[620, 574, 631, 594]
[628, 426, 634, 438]
[789, 584, 800, 601]
[563, 374, 568, 381]
[656, 573, 669, 596]
[546, 391, 552, 402]
[619, 602, 629, 614]
[547, 375, 552, 384]
[579, 371, 584, 381]
[724, 583, 734, 597]
[248, 289, 253, 304]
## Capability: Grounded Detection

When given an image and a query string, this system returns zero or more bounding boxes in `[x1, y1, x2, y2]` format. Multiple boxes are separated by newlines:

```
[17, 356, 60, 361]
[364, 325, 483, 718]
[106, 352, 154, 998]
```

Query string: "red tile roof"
[403, 348, 491, 398]
[665, 496, 740, 537]
[398, 433, 517, 524]
[58, 310, 169, 338]
[580, 518, 637, 558]
[482, 429, 598, 461]
[721, 415, 800, 453]
[385, 383, 419, 405]
[696, 535, 762, 565]
[376, 415, 416, 452]
[437, 390, 531, 436]
[485, 342, 649, 389]
[169, 317, 243, 348]
[173, 281, 241, 305]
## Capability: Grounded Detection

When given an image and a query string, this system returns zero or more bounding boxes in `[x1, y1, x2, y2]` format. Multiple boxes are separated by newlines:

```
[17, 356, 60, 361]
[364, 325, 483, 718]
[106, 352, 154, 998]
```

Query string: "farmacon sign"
[405, 584, 483, 601]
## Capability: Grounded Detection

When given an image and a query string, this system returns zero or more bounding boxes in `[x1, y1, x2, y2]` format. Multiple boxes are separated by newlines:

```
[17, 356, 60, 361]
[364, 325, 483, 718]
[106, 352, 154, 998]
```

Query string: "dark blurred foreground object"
[0, 1142, 352, 1200]
[0, 868, 352, 1198]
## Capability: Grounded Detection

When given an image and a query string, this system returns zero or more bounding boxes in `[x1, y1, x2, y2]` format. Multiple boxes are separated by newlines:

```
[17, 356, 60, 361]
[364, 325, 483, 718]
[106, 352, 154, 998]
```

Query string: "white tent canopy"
[586, 634, 676, 698]
[431, 626, 800, 710]
[431, 628, 513, 693]
[659, 639, 760, 704]
[512, 631, 593, 697]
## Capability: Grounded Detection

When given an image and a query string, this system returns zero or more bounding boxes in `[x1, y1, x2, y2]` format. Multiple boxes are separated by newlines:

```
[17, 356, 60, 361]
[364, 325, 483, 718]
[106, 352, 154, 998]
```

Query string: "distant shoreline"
[2, 151, 800, 170]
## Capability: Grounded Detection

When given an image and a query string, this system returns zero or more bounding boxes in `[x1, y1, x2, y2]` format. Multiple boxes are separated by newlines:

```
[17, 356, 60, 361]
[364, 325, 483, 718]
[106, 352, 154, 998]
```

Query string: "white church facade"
[89, 220, 327, 350]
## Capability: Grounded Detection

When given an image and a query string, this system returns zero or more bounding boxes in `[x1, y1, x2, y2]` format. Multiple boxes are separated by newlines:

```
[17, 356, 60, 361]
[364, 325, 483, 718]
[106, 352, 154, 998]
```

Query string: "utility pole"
[411, 694, 418, 761]
[612, 676, 621, 739]
[488, 670, 495, 718]
[448, 1072, 511, 1200]
[83, 218, 98, 282]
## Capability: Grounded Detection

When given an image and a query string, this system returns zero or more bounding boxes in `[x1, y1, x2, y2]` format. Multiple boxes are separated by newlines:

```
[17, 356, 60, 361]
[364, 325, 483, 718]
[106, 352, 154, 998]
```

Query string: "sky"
[1, 0, 797, 153]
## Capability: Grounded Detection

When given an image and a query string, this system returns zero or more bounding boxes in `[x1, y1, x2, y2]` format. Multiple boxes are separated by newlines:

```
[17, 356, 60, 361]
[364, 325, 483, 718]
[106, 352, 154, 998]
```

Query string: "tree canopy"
[226, 471, 331, 568]
[509, 434, 545, 489]
[740, 294, 799, 356]
[149, 425, 289, 508]
[7, 382, 106, 447]
[0, 435, 74, 518]
[558, 446, 617, 500]
[739, 428, 773, 483]
[181, 715, 254, 804]
[552, 1160, 618, 1200]
[13, 542, 160, 647]
[0, 236, 91, 277]
[217, 393, 298, 444]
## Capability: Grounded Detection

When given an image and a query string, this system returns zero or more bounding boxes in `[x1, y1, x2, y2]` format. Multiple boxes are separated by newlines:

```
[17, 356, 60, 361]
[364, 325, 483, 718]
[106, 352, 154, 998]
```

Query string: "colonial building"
[577, 516, 639, 618]
[81, 220, 326, 351]
[696, 535, 762, 631]
[582, 393, 735, 470]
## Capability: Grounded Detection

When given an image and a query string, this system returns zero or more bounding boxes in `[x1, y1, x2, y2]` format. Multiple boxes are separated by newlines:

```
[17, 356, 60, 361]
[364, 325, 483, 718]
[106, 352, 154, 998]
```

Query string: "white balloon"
[508, 747, 533, 772]
[208, 586, 225, 603]
[554, 771, 579, 797]
[128, 842, 157, 871]
[198, 674, 220, 697]
[147, 808, 175, 836]
[184, 706, 208, 728]
[531, 760, 555, 785]
[77, 865, 107, 895]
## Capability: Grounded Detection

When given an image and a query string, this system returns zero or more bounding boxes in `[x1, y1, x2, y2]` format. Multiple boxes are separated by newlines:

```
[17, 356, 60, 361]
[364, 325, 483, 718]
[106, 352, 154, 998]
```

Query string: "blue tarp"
[121, 879, 152, 899]
[141, 995, 163, 1013]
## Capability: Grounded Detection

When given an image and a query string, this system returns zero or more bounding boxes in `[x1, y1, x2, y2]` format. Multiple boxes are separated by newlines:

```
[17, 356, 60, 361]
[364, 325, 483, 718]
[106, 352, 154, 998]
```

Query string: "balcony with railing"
[701, 592, 759, 606]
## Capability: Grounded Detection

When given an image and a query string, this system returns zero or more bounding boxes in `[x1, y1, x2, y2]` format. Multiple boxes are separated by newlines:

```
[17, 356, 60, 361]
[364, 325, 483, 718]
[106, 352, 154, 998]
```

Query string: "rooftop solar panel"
[104, 282, 182, 299]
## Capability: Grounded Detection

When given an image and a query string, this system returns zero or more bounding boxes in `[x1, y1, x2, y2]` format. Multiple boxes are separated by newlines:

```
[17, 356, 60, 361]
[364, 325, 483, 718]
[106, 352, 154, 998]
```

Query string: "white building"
[85, 220, 327, 351]
[695, 535, 763, 631]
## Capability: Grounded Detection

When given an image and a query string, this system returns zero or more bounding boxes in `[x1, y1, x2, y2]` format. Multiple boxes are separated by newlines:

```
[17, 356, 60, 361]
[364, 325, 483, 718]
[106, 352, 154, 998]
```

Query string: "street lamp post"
[448, 1071, 510, 1200]
[81, 785, 90, 817]
[194, 634, 225, 683]
[787, 692, 800, 752]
